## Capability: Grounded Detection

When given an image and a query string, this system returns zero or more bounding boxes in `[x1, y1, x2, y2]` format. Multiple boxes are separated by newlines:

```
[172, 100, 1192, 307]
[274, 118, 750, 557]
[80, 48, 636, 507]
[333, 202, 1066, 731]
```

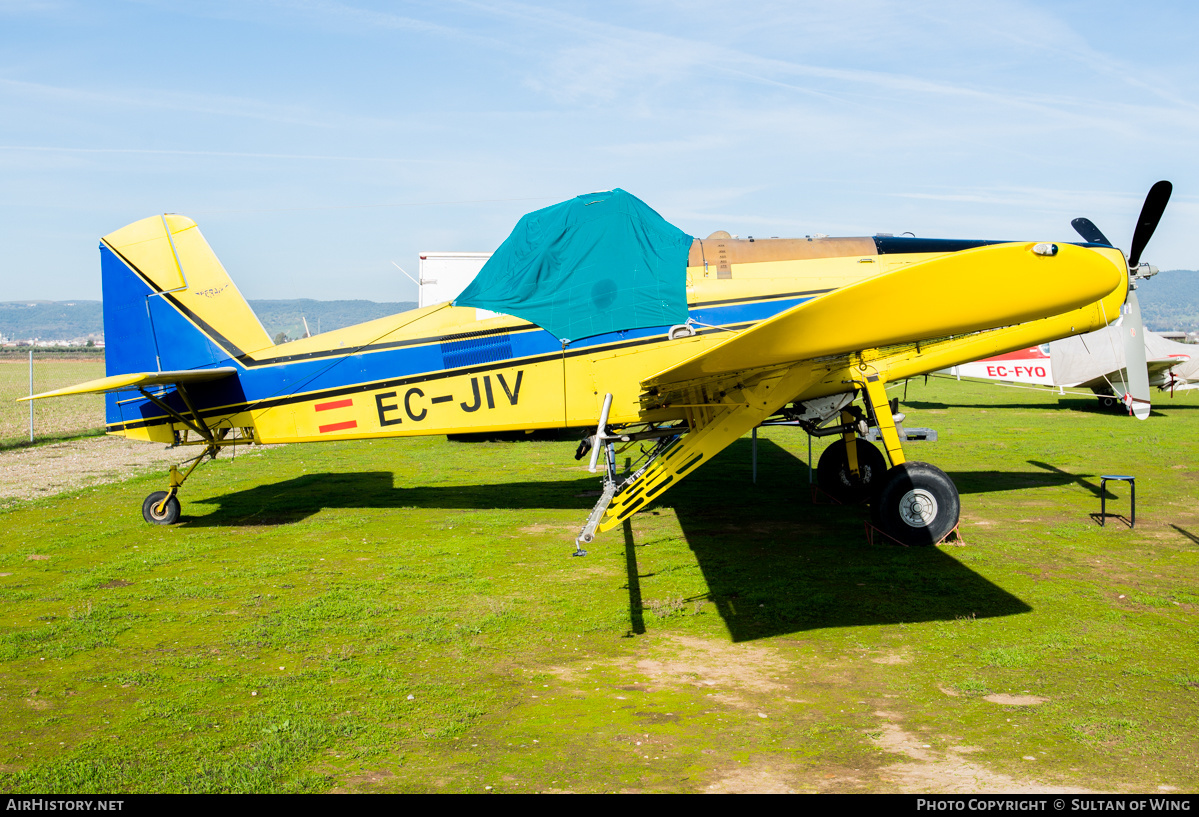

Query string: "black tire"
[816, 438, 887, 504]
[142, 491, 181, 525]
[871, 462, 960, 546]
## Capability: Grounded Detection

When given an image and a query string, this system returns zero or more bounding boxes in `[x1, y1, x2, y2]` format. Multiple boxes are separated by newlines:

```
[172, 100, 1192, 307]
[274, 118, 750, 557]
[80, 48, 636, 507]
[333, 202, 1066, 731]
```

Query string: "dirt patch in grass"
[0, 437, 180, 502]
[705, 763, 799, 793]
[0, 435, 271, 504]
[632, 635, 789, 698]
[984, 694, 1048, 706]
[870, 714, 1092, 794]
[518, 524, 578, 535]
[328, 770, 395, 793]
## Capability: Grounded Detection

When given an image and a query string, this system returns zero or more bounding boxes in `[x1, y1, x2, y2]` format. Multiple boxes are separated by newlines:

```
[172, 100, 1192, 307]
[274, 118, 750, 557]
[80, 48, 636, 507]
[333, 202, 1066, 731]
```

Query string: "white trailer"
[417, 252, 492, 309]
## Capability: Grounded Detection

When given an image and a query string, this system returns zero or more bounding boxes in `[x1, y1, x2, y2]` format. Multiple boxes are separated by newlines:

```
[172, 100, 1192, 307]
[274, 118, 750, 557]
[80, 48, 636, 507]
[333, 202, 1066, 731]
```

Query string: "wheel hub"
[897, 488, 938, 528]
[839, 463, 875, 486]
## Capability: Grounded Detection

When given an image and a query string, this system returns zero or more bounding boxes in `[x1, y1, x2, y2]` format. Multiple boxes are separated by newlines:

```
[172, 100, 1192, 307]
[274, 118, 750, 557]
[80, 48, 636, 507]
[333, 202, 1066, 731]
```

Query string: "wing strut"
[138, 383, 215, 444]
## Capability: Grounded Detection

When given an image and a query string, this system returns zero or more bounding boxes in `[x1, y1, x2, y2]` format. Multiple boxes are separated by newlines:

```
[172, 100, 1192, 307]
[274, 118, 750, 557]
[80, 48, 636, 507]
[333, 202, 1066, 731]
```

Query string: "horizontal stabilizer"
[18, 368, 237, 402]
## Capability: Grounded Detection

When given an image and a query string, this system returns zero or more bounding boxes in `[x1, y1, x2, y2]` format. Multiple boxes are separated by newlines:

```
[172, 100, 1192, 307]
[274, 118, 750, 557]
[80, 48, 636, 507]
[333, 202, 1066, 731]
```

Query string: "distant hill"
[0, 299, 417, 344]
[6, 270, 1198, 342]
[0, 301, 103, 342]
[248, 300, 417, 343]
[1136, 269, 1199, 332]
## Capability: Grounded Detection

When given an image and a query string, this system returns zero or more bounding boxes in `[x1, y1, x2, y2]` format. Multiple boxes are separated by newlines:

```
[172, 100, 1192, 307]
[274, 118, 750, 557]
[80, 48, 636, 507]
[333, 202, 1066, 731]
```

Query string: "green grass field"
[0, 355, 106, 448]
[1, 377, 1197, 793]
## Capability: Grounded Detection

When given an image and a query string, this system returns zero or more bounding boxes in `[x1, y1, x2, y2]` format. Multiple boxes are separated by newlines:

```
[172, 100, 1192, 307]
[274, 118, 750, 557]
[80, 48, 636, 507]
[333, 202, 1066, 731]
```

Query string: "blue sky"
[2, 0, 1197, 302]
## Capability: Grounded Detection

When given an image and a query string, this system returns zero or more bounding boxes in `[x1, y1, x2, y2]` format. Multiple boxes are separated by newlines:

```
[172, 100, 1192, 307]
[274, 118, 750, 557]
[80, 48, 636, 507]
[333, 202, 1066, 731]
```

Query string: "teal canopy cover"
[454, 189, 693, 342]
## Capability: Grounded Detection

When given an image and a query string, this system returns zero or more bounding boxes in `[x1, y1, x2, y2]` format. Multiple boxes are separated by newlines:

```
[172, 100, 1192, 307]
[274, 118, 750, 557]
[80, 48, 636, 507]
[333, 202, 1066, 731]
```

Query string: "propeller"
[1128, 180, 1172, 270]
[1070, 217, 1112, 246]
[1071, 181, 1172, 420]
[1121, 288, 1151, 420]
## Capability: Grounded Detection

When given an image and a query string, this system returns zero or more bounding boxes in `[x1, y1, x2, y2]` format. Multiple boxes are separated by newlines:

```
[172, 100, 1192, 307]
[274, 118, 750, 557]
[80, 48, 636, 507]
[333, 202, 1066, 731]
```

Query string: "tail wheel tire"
[871, 462, 960, 546]
[142, 491, 181, 525]
[816, 438, 887, 504]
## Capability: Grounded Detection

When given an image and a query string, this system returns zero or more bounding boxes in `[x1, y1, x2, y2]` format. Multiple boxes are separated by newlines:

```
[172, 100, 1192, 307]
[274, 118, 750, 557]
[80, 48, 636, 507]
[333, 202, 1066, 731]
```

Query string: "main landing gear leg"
[860, 372, 961, 546]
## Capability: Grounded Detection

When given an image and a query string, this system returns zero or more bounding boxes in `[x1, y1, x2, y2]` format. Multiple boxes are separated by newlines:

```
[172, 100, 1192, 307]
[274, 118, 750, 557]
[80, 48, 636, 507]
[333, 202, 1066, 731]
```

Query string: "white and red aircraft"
[949, 326, 1197, 414]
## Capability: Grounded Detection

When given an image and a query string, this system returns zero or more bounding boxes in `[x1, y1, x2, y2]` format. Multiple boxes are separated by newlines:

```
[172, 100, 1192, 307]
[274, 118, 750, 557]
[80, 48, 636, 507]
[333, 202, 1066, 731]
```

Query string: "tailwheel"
[140, 446, 217, 525]
[142, 490, 181, 525]
[871, 462, 960, 546]
[816, 438, 887, 504]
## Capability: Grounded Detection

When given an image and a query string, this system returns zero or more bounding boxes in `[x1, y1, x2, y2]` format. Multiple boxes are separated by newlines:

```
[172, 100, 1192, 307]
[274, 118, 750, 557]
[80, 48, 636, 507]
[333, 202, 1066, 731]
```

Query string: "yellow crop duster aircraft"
[23, 184, 1171, 549]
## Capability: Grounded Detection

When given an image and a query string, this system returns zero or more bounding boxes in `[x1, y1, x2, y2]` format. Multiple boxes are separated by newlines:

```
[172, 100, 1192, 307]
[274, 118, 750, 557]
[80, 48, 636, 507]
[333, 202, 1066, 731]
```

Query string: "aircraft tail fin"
[100, 214, 273, 377]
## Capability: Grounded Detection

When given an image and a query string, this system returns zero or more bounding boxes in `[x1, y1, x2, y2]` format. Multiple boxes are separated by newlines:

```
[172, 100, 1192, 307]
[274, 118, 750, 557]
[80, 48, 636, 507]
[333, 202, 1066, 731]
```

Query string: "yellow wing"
[589, 241, 1126, 535]
[645, 241, 1123, 391]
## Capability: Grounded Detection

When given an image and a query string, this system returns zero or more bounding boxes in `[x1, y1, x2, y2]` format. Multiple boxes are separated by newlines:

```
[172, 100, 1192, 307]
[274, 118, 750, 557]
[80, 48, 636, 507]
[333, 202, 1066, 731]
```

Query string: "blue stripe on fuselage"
[106, 293, 815, 427]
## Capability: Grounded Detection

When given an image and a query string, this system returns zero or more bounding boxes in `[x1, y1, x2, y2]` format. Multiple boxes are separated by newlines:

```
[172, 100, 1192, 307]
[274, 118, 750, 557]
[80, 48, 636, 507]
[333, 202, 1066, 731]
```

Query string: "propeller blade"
[1127, 180, 1172, 269]
[1122, 289, 1151, 420]
[1071, 217, 1113, 246]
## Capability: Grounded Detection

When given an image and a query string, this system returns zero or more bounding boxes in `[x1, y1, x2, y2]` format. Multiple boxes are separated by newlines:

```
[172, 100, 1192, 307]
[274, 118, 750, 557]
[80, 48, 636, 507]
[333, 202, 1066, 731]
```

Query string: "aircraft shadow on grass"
[953, 460, 1108, 498]
[186, 437, 1052, 642]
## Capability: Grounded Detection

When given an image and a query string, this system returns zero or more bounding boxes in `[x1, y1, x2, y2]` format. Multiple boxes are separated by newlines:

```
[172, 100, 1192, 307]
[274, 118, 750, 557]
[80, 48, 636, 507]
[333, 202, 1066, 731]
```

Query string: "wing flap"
[644, 242, 1124, 391]
[18, 367, 237, 402]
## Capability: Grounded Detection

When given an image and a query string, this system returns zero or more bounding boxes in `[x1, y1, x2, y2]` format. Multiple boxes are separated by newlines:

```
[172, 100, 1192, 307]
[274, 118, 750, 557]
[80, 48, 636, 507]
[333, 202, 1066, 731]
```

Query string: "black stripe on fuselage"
[688, 287, 834, 309]
[873, 237, 1006, 255]
[872, 236, 1113, 255]
[106, 320, 759, 432]
[253, 322, 542, 366]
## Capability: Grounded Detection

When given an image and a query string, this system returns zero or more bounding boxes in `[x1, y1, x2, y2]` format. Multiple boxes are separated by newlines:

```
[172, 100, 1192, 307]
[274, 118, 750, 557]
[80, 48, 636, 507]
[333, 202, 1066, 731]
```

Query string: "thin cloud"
[0, 144, 433, 162]
[892, 187, 1150, 212]
[0, 77, 342, 129]
[459, 1, 1199, 130]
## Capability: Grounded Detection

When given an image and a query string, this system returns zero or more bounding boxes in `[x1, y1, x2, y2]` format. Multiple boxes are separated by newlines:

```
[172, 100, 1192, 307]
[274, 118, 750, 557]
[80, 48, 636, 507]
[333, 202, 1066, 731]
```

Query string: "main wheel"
[142, 491, 181, 525]
[816, 438, 887, 504]
[871, 462, 960, 546]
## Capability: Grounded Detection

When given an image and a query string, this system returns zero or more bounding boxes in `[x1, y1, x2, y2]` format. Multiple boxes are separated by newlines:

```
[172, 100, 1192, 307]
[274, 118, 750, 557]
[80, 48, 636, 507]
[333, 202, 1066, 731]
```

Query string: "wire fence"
[0, 352, 106, 448]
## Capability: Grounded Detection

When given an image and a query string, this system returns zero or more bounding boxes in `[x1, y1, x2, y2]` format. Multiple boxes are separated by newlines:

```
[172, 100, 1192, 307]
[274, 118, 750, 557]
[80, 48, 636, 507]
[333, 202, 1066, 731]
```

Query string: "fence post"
[28, 350, 33, 442]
